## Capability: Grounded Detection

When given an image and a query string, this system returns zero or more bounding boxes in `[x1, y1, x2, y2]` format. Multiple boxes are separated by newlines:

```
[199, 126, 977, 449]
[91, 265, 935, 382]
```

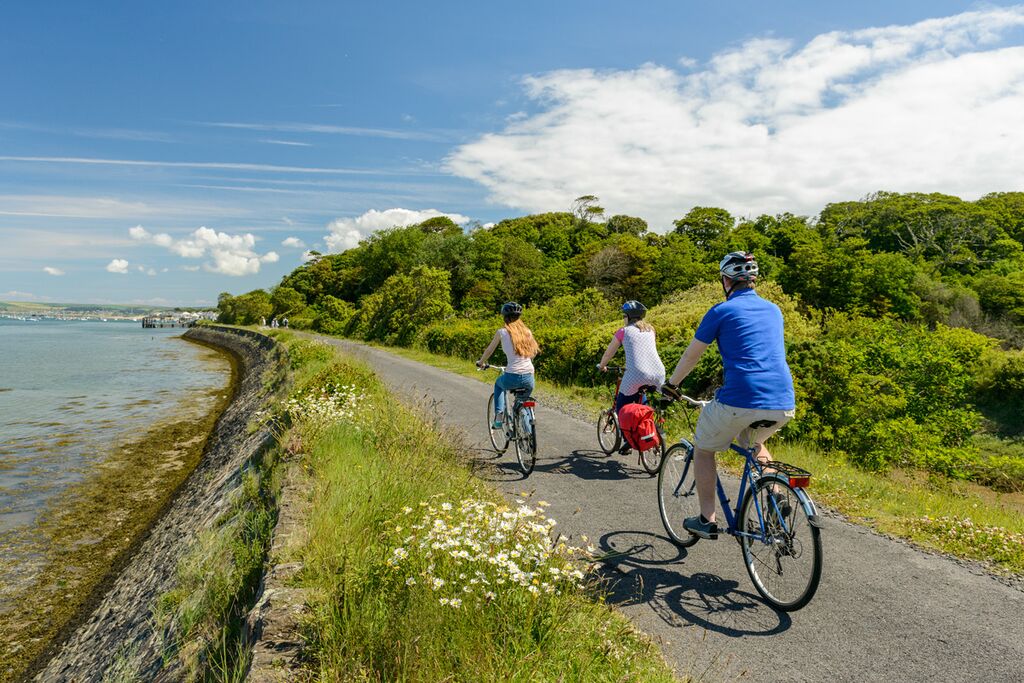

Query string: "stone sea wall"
[33, 326, 285, 682]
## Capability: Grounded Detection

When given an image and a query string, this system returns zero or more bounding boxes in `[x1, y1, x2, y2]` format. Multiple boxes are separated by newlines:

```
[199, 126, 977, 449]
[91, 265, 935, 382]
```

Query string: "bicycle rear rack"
[759, 460, 812, 488]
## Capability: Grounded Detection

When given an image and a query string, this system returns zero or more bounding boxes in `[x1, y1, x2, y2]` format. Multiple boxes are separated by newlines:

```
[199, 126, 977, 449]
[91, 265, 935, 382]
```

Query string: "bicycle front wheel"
[597, 408, 621, 454]
[640, 429, 666, 475]
[738, 478, 822, 611]
[513, 407, 537, 476]
[657, 443, 700, 547]
[487, 393, 509, 454]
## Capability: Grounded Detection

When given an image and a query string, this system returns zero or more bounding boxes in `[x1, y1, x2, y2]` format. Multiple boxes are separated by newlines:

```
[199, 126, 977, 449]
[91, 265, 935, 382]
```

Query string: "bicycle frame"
[671, 437, 822, 542]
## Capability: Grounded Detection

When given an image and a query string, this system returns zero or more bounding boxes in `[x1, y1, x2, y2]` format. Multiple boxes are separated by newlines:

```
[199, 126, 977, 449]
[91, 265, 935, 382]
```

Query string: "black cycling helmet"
[719, 251, 759, 282]
[501, 301, 523, 322]
[621, 300, 647, 321]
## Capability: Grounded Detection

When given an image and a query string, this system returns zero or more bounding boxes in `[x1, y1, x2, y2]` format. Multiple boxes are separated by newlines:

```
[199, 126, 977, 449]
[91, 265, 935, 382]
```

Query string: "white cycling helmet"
[719, 251, 759, 281]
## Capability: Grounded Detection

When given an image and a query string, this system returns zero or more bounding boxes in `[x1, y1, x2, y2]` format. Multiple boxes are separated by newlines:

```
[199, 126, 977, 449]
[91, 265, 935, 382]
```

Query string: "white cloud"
[130, 225, 279, 276]
[0, 156, 379, 176]
[446, 7, 1024, 227]
[182, 265, 201, 272]
[301, 250, 320, 263]
[259, 139, 313, 147]
[282, 236, 306, 249]
[106, 259, 129, 274]
[202, 120, 442, 141]
[324, 208, 470, 252]
[1, 290, 43, 300]
[43, 266, 64, 276]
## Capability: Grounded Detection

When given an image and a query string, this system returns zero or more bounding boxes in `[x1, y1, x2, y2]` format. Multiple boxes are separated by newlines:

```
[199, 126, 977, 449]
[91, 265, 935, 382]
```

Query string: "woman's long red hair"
[504, 319, 540, 358]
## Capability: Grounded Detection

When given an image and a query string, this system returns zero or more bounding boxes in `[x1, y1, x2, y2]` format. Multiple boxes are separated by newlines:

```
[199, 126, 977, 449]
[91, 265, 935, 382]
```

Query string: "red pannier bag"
[617, 403, 660, 452]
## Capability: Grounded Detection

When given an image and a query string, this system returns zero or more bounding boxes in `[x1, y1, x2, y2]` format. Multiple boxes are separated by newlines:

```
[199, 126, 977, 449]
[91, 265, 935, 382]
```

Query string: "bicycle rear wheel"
[640, 429, 666, 474]
[657, 443, 700, 547]
[513, 406, 536, 476]
[487, 393, 509, 454]
[738, 478, 822, 611]
[597, 408, 621, 454]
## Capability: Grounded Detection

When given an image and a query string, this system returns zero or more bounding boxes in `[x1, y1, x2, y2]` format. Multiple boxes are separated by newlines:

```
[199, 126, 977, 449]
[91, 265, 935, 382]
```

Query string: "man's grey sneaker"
[492, 412, 504, 429]
[683, 514, 718, 540]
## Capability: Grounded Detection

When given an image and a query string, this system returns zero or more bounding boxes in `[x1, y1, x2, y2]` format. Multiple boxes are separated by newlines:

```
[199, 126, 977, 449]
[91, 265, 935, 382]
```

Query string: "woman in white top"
[598, 300, 666, 414]
[477, 302, 540, 427]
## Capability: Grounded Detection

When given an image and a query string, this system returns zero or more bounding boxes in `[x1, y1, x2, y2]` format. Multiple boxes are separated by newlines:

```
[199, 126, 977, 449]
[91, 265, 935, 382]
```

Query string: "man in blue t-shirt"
[662, 251, 796, 540]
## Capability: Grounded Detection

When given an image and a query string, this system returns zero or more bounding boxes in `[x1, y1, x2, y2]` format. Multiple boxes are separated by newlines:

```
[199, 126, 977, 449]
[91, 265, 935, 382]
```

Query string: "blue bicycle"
[657, 393, 823, 611]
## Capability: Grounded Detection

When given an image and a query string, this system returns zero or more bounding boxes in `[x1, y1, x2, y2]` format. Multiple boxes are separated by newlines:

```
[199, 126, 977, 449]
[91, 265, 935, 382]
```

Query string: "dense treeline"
[218, 192, 1024, 489]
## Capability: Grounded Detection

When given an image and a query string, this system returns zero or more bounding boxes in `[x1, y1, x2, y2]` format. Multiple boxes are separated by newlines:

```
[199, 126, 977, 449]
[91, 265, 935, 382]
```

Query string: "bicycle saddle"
[749, 419, 777, 429]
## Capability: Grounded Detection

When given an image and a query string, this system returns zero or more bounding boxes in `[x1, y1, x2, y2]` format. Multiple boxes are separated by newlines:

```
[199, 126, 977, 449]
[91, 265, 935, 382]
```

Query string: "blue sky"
[2, 1, 1022, 306]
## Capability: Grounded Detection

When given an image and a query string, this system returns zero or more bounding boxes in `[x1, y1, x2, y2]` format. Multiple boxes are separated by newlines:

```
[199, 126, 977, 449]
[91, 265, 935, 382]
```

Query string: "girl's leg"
[494, 374, 507, 415]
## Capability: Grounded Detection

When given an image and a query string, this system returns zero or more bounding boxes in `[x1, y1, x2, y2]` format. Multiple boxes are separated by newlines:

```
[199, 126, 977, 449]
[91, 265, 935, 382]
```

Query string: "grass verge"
[280, 337, 678, 682]
[383, 344, 1024, 576]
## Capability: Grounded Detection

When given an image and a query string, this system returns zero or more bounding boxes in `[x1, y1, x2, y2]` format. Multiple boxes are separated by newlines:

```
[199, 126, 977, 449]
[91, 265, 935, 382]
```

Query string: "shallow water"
[0, 319, 230, 593]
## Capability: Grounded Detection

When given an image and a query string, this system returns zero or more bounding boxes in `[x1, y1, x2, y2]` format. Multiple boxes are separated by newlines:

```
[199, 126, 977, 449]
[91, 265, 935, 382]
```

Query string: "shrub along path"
[319, 337, 1023, 683]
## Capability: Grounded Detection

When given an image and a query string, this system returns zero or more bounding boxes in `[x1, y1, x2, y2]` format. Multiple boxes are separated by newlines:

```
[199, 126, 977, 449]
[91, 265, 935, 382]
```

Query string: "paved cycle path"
[324, 339, 1024, 683]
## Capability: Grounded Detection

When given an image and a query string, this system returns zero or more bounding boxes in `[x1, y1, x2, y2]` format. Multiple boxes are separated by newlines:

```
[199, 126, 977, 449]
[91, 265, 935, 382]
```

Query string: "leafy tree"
[416, 216, 461, 235]
[606, 214, 648, 237]
[350, 266, 454, 345]
[974, 273, 1024, 322]
[501, 237, 545, 304]
[314, 295, 356, 335]
[657, 233, 715, 299]
[673, 207, 734, 250]
[218, 289, 272, 325]
[271, 286, 307, 318]
[570, 195, 605, 225]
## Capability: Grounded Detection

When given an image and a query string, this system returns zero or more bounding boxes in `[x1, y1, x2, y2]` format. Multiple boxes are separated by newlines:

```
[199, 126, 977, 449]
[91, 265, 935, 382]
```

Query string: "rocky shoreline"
[29, 326, 286, 682]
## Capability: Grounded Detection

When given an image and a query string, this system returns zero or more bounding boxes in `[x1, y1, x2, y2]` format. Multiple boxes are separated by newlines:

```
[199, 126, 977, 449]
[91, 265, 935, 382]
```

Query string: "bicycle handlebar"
[660, 384, 709, 408]
[596, 363, 625, 374]
[477, 362, 506, 372]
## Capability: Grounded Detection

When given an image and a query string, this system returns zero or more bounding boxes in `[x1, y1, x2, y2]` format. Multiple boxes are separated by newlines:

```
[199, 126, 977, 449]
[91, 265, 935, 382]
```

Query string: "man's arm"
[668, 338, 710, 386]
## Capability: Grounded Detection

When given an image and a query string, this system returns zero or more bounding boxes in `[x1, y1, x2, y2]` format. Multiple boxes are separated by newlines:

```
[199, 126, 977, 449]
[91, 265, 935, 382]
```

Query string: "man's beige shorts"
[693, 399, 795, 452]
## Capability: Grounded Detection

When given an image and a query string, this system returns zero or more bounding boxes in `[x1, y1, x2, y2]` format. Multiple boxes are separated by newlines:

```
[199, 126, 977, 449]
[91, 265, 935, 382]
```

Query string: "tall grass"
[285, 341, 677, 682]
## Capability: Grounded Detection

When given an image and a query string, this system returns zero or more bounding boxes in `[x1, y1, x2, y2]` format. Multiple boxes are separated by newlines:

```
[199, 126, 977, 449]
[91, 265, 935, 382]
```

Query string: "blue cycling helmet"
[621, 300, 647, 321]
[501, 301, 523, 322]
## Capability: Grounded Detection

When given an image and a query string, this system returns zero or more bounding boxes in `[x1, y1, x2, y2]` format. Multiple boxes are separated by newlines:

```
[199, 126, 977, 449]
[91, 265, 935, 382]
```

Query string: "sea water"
[0, 319, 230, 597]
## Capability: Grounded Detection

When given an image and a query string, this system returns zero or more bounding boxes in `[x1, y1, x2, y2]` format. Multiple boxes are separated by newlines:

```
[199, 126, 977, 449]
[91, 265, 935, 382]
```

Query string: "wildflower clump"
[286, 381, 367, 440]
[909, 515, 1024, 568]
[386, 498, 590, 609]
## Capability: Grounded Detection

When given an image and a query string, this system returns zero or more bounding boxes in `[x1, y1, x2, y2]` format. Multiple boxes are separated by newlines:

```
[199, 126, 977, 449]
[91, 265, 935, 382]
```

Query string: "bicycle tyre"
[513, 406, 536, 476]
[738, 477, 822, 611]
[657, 443, 700, 547]
[597, 408, 621, 454]
[487, 393, 509, 454]
[640, 429, 666, 474]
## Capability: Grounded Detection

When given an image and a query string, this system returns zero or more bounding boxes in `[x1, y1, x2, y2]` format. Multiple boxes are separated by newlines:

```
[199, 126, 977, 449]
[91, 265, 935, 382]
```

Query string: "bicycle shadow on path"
[597, 529, 792, 638]
[471, 446, 656, 483]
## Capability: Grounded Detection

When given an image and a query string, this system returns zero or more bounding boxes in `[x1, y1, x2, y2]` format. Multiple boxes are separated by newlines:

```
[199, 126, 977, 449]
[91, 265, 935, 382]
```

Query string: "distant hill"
[0, 301, 197, 313]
